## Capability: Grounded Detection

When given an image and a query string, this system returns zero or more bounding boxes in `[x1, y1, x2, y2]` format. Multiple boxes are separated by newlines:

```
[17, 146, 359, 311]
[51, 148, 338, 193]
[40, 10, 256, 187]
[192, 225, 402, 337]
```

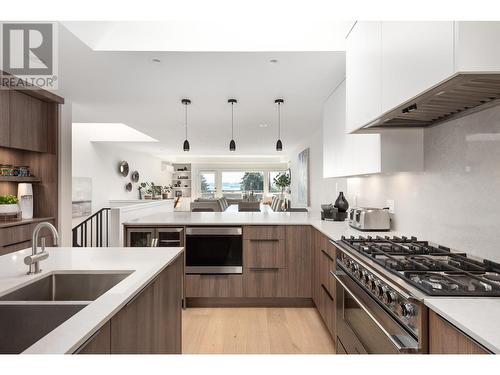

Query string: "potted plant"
[139, 182, 154, 199]
[0, 194, 20, 215]
[160, 185, 173, 199]
[273, 172, 291, 210]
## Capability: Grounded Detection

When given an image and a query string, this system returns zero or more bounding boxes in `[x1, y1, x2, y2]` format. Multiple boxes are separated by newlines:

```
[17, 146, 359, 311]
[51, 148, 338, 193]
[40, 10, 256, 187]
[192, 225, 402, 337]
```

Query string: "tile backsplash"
[347, 104, 500, 262]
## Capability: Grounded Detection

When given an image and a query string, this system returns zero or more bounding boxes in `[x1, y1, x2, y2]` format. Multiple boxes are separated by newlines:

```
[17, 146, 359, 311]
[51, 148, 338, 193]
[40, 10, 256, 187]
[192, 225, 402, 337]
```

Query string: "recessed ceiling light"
[269, 58, 279, 64]
[259, 123, 270, 128]
[152, 58, 161, 63]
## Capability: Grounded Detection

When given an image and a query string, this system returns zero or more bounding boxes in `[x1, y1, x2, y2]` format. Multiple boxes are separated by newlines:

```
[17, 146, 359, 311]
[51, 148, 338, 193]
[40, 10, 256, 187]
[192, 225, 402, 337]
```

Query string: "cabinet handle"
[321, 283, 334, 301]
[249, 239, 280, 242]
[321, 249, 334, 262]
[248, 267, 279, 271]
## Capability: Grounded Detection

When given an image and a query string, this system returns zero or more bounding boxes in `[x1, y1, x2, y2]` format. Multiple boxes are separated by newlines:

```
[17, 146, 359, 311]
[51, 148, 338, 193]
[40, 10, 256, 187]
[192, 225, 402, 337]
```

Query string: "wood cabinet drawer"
[0, 224, 32, 247]
[243, 226, 285, 240]
[320, 249, 336, 297]
[0, 240, 31, 256]
[243, 268, 286, 297]
[318, 283, 335, 337]
[244, 239, 285, 268]
[185, 274, 243, 297]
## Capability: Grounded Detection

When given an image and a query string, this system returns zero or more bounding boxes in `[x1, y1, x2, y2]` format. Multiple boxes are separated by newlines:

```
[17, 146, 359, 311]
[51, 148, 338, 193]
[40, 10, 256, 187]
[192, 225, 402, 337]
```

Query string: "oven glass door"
[334, 265, 420, 354]
[186, 228, 242, 274]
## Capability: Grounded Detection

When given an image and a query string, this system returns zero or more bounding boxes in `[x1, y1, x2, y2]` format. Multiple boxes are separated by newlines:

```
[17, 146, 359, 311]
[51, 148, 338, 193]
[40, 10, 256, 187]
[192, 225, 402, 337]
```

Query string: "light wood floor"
[182, 307, 335, 354]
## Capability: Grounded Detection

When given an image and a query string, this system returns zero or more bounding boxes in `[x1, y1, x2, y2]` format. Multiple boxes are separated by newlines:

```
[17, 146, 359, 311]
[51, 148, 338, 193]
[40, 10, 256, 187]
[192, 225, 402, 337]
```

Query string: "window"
[200, 171, 216, 198]
[221, 171, 264, 200]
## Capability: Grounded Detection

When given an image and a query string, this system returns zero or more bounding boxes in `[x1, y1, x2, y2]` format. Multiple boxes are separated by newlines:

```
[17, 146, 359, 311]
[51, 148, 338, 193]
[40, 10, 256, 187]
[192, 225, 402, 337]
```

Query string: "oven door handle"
[332, 271, 413, 353]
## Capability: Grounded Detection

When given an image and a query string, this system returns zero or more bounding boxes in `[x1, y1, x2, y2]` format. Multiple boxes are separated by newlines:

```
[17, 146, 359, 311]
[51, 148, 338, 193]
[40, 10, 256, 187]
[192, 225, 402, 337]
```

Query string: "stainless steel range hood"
[364, 73, 500, 129]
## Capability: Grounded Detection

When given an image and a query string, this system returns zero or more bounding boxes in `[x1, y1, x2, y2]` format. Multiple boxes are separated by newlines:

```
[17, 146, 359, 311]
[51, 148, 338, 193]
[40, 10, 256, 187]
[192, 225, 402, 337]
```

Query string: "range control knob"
[365, 274, 374, 286]
[376, 284, 388, 298]
[355, 268, 364, 279]
[398, 302, 415, 318]
[351, 262, 359, 273]
[383, 290, 398, 305]
[359, 269, 367, 281]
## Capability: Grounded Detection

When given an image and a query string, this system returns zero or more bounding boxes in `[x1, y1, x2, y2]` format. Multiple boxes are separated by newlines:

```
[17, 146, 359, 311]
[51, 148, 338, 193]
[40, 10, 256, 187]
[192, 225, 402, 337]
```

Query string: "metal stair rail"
[72, 208, 111, 247]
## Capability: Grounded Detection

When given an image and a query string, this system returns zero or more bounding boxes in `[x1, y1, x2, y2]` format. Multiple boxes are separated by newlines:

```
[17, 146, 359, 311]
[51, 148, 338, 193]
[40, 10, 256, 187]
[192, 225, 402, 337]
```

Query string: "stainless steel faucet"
[24, 222, 59, 275]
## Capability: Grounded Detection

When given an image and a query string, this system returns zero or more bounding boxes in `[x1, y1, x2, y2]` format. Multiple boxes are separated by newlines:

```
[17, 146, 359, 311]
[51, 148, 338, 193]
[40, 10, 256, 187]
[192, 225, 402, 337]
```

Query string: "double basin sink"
[0, 271, 132, 353]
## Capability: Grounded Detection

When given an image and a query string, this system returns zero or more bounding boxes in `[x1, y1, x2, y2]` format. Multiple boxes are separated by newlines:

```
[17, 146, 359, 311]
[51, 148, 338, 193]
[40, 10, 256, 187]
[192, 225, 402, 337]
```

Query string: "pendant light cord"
[184, 102, 188, 139]
[277, 101, 281, 139]
[231, 102, 234, 139]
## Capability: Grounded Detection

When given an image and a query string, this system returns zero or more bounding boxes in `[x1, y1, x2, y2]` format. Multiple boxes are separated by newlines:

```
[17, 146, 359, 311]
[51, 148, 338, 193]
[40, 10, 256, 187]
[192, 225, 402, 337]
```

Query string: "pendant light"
[181, 98, 191, 151]
[228, 98, 237, 151]
[275, 98, 284, 151]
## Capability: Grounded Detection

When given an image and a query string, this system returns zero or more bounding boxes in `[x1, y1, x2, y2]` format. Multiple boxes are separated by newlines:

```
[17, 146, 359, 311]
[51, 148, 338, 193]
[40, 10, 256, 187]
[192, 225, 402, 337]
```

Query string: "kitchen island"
[0, 246, 183, 354]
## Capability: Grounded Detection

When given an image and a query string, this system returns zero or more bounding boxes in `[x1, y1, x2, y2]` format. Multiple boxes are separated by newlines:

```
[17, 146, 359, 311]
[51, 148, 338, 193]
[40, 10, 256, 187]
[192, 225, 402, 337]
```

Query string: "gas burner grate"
[340, 235, 500, 297]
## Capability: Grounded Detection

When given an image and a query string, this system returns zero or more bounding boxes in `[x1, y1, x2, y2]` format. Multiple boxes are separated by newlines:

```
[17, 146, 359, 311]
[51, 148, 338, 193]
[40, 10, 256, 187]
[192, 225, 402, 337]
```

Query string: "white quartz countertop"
[124, 211, 401, 241]
[0, 246, 183, 354]
[424, 298, 500, 353]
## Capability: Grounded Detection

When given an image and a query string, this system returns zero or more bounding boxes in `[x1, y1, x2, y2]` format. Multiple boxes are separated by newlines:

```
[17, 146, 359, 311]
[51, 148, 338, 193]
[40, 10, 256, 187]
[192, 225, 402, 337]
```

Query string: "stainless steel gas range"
[332, 235, 500, 354]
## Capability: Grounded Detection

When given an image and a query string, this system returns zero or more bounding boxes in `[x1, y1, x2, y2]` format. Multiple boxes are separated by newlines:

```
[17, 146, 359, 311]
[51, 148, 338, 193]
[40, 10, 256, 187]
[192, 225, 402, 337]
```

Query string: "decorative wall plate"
[125, 182, 133, 192]
[119, 161, 129, 177]
[131, 170, 139, 182]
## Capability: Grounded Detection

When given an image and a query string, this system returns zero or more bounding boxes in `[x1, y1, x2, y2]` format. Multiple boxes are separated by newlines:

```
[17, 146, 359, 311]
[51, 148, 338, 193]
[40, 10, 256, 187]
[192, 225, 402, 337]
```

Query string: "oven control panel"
[337, 250, 420, 336]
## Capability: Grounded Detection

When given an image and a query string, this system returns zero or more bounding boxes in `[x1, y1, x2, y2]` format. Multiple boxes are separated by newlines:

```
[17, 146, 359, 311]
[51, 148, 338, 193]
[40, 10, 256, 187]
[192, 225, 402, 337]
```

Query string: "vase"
[334, 192, 349, 212]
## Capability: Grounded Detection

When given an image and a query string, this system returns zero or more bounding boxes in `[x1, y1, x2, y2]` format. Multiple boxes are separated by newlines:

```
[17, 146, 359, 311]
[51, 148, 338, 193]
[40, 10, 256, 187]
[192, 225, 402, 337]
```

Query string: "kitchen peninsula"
[124, 211, 500, 354]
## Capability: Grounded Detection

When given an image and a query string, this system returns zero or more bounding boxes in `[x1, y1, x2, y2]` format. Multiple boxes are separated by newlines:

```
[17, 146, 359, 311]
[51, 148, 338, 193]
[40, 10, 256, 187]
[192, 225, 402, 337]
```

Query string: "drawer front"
[0, 224, 32, 247]
[320, 249, 336, 297]
[244, 239, 285, 269]
[319, 283, 335, 336]
[0, 240, 31, 256]
[243, 268, 286, 297]
[243, 226, 285, 240]
[185, 274, 243, 297]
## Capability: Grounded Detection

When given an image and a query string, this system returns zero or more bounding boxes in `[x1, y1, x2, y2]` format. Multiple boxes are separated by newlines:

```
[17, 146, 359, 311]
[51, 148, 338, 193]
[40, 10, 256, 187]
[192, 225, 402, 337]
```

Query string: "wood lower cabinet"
[429, 311, 490, 354]
[75, 322, 111, 354]
[108, 254, 183, 354]
[244, 239, 285, 269]
[243, 268, 286, 297]
[312, 228, 336, 342]
[186, 274, 242, 297]
[284, 226, 312, 298]
[0, 219, 56, 256]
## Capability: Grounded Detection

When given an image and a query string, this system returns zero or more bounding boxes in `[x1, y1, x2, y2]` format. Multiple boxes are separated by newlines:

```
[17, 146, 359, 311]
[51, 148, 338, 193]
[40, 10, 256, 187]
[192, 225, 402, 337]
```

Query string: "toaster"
[348, 207, 391, 231]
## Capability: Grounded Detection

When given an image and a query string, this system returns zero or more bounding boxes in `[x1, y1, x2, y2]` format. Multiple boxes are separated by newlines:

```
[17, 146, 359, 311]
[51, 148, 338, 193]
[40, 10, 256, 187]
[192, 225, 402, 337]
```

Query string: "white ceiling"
[59, 23, 346, 158]
[62, 21, 351, 51]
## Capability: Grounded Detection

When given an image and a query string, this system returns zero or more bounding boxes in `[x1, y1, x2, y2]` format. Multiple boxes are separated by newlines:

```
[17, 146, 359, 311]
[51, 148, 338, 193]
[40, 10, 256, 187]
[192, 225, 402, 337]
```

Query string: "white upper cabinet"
[346, 22, 382, 134]
[454, 21, 500, 72]
[323, 81, 423, 178]
[381, 22, 454, 113]
[346, 21, 500, 132]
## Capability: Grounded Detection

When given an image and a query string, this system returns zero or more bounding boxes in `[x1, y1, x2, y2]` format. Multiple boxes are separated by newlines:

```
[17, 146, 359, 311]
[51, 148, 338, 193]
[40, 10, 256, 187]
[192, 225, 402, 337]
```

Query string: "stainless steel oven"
[333, 246, 425, 354]
[185, 227, 242, 274]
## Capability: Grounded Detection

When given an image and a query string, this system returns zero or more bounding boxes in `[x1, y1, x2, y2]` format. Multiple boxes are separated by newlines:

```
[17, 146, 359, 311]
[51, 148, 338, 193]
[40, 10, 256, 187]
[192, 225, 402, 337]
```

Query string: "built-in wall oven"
[333, 243, 426, 354]
[185, 227, 243, 274]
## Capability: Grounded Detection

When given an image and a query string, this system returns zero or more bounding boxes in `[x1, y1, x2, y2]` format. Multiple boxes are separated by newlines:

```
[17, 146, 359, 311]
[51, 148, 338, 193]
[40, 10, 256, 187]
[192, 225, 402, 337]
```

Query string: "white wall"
[347, 105, 500, 262]
[72, 124, 172, 214]
[288, 127, 347, 212]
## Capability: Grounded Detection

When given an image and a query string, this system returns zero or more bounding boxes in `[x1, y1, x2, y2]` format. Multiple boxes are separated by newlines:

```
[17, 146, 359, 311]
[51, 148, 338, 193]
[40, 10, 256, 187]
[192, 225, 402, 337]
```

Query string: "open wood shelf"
[0, 176, 41, 183]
